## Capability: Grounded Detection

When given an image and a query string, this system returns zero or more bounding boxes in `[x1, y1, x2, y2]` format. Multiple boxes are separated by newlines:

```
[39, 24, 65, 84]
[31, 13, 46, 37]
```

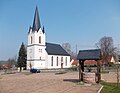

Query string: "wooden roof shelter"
[77, 49, 101, 83]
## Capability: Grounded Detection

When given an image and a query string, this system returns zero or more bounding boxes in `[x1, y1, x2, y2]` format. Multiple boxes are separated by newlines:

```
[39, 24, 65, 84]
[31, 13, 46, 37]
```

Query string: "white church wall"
[33, 28, 45, 45]
[47, 55, 70, 69]
[28, 28, 45, 46]
[34, 45, 46, 60]
[27, 27, 46, 69]
[27, 46, 35, 64]
[45, 51, 49, 68]
[33, 60, 46, 69]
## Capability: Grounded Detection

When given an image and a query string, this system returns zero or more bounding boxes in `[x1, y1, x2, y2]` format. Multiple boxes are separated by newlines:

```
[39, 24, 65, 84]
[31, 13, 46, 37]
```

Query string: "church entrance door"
[61, 63, 63, 68]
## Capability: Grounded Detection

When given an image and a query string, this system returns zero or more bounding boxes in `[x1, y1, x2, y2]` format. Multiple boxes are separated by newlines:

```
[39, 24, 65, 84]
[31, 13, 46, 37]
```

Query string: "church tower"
[27, 5, 46, 69]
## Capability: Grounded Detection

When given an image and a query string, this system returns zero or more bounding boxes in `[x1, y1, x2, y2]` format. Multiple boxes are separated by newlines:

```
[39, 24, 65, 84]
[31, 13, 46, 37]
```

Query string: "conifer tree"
[17, 42, 27, 72]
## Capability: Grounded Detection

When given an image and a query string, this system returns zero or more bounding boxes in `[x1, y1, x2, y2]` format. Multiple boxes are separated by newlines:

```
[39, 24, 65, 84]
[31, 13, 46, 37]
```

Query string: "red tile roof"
[71, 60, 79, 65]
[84, 60, 102, 65]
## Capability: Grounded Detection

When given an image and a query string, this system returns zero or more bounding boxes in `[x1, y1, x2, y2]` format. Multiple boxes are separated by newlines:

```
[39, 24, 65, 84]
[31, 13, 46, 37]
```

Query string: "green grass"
[76, 81, 84, 85]
[100, 81, 120, 93]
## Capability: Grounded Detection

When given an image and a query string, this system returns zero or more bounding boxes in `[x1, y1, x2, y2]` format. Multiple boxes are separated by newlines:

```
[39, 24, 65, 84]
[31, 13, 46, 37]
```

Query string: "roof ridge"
[46, 42, 60, 46]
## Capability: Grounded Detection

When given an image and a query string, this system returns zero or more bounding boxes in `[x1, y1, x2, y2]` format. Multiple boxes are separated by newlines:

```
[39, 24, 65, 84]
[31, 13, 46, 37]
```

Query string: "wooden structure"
[77, 49, 101, 83]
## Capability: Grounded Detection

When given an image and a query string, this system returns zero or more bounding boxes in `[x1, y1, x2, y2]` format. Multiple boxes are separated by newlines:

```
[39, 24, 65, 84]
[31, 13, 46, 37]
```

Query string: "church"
[27, 5, 70, 69]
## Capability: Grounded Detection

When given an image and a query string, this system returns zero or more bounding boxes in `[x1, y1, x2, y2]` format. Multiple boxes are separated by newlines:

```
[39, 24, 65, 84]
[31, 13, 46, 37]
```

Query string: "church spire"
[32, 5, 41, 31]
[42, 26, 45, 33]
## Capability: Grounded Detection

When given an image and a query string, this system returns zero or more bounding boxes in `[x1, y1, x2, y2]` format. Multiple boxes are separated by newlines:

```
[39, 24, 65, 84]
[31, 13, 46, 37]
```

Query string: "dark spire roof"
[32, 5, 41, 31]
[42, 26, 45, 33]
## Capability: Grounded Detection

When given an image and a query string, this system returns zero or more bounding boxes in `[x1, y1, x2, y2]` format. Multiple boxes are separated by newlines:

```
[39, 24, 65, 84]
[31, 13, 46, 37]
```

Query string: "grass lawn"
[100, 81, 120, 93]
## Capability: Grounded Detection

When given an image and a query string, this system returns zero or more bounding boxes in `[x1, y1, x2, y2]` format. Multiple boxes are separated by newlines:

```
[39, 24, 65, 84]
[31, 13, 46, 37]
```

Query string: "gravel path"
[101, 72, 120, 83]
[0, 72, 100, 93]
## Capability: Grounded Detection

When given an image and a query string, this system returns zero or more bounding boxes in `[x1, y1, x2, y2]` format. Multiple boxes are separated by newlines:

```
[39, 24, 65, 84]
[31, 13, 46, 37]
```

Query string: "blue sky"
[0, 0, 120, 60]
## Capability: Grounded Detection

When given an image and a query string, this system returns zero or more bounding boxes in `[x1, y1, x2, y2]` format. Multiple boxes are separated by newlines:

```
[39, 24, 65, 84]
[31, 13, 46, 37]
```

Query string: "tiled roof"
[72, 60, 79, 65]
[77, 49, 101, 60]
[46, 43, 70, 56]
[84, 60, 102, 65]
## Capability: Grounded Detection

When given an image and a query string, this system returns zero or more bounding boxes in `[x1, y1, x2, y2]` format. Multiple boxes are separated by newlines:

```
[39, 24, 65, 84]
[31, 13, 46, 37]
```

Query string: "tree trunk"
[96, 60, 101, 83]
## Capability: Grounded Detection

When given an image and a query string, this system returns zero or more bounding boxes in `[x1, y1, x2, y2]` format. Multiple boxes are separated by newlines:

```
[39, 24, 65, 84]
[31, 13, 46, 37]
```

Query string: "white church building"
[27, 5, 70, 69]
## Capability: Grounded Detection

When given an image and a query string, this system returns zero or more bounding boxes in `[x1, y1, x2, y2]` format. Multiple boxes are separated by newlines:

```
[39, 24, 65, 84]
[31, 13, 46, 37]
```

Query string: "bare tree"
[62, 43, 77, 59]
[96, 36, 117, 66]
[8, 57, 17, 68]
[62, 43, 71, 54]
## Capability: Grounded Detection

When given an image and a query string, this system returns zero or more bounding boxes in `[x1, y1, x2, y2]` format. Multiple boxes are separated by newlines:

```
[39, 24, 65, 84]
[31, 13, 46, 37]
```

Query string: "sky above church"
[0, 0, 120, 60]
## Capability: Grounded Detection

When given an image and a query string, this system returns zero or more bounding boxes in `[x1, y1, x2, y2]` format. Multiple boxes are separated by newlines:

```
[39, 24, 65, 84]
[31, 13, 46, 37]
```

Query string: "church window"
[65, 57, 67, 66]
[40, 57, 41, 60]
[51, 56, 53, 66]
[56, 57, 58, 66]
[39, 36, 41, 44]
[61, 57, 63, 62]
[39, 49, 42, 52]
[31, 36, 32, 44]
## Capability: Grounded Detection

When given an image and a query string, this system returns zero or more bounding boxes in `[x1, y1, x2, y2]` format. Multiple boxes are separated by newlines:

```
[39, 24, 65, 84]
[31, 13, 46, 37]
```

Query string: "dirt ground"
[101, 72, 120, 83]
[0, 71, 101, 93]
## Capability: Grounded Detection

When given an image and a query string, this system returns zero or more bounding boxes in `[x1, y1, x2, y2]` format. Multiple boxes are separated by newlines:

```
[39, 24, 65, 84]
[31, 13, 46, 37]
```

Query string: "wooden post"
[78, 60, 84, 82]
[96, 60, 101, 83]
[81, 60, 84, 72]
[79, 60, 81, 82]
[81, 60, 84, 81]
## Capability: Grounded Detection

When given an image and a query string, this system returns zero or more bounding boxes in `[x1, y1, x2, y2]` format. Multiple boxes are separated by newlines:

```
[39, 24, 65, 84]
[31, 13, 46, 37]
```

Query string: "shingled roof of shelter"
[77, 49, 101, 60]
[46, 43, 70, 56]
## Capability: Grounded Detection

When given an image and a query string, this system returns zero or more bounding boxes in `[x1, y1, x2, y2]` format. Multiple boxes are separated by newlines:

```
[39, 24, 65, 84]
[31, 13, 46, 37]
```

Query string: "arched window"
[61, 57, 63, 62]
[56, 57, 58, 66]
[39, 36, 41, 44]
[65, 57, 67, 66]
[31, 36, 32, 44]
[51, 56, 53, 66]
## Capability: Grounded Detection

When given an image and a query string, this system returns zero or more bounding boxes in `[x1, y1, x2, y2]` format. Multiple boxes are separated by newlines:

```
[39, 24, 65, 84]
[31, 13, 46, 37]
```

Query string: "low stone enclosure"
[83, 72, 96, 83]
